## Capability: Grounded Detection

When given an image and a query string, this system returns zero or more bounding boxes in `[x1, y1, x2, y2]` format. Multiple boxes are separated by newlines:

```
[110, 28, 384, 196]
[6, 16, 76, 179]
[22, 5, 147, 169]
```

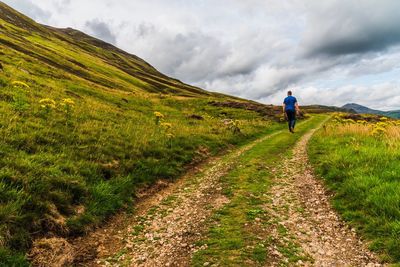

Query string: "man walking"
[283, 90, 300, 133]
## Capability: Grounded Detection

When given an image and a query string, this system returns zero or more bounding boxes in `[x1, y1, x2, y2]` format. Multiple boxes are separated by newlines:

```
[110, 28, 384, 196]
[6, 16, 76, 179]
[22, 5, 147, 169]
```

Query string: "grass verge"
[308, 114, 400, 263]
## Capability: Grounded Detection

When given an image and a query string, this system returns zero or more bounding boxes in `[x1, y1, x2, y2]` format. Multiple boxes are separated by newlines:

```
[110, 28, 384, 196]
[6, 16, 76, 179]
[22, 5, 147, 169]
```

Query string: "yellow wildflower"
[39, 98, 56, 109]
[343, 119, 355, 124]
[61, 98, 75, 106]
[12, 81, 30, 88]
[154, 111, 164, 118]
[376, 121, 389, 128]
[160, 122, 172, 129]
[371, 126, 386, 136]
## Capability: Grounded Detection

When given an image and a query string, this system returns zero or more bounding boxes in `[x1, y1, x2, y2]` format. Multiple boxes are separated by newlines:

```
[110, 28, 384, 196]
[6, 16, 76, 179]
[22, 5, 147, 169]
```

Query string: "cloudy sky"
[4, 0, 400, 110]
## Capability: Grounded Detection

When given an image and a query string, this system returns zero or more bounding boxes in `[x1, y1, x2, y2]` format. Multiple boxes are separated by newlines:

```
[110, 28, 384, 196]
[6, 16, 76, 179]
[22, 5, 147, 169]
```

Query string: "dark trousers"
[286, 110, 296, 130]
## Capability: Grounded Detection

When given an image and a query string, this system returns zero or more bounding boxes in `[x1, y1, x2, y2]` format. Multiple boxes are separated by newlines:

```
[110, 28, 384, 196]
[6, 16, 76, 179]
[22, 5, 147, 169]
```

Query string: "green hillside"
[0, 3, 287, 264]
[0, 2, 212, 97]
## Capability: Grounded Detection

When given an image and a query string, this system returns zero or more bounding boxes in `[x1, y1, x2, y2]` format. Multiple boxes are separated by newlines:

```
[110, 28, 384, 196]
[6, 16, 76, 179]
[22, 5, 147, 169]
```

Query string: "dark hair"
[287, 90, 292, 95]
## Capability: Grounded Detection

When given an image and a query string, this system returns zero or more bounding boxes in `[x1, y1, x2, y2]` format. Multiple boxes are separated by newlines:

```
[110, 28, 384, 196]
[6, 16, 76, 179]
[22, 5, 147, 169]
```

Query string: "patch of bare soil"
[266, 128, 382, 266]
[29, 238, 74, 267]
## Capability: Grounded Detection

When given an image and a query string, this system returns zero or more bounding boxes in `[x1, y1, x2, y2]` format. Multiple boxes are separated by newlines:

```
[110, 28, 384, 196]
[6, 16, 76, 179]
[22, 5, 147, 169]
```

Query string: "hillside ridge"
[0, 1, 211, 97]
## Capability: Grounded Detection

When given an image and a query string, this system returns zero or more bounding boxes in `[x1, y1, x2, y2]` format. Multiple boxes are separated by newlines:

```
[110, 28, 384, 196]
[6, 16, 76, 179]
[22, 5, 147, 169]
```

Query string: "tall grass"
[309, 114, 400, 263]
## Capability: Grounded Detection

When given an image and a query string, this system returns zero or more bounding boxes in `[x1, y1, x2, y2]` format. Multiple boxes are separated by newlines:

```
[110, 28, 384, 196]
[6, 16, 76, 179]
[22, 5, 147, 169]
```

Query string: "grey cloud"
[123, 23, 293, 96]
[85, 19, 116, 44]
[200, 65, 305, 100]
[302, 1, 400, 57]
[347, 49, 400, 76]
[136, 23, 156, 37]
[201, 53, 359, 101]
[125, 28, 231, 82]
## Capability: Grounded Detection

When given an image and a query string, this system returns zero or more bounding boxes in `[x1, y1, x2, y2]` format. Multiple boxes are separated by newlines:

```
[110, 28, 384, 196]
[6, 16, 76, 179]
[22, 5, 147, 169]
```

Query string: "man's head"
[287, 90, 292, 96]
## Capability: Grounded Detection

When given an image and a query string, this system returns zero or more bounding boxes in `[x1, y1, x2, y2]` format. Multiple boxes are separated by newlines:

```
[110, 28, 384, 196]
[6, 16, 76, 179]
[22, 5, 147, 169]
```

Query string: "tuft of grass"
[309, 114, 400, 263]
[0, 248, 29, 267]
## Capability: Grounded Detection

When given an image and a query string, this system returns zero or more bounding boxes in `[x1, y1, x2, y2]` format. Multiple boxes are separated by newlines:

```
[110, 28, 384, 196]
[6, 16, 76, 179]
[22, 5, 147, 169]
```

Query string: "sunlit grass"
[309, 114, 400, 263]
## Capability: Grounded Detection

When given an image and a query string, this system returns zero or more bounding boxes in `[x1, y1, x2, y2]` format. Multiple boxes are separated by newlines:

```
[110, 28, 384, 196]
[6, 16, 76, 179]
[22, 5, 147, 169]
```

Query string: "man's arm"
[283, 103, 288, 119]
[295, 102, 300, 115]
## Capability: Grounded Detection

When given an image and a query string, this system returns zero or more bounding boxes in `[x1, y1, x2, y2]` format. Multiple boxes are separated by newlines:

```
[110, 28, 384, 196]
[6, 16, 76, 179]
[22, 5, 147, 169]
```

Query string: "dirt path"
[71, 131, 281, 267]
[66, 122, 382, 267]
[265, 127, 381, 266]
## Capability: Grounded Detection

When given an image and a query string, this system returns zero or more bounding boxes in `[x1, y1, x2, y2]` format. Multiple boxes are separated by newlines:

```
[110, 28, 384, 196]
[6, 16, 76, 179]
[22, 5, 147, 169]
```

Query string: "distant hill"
[302, 105, 356, 114]
[342, 103, 400, 118]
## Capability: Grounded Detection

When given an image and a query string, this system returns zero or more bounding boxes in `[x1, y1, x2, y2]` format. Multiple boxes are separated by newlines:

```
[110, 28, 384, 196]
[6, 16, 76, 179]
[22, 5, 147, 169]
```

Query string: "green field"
[308, 114, 400, 263]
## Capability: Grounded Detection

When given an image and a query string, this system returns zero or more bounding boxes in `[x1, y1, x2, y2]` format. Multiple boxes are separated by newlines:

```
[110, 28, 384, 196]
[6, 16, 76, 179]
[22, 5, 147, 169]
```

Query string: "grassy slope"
[192, 115, 327, 266]
[0, 3, 287, 264]
[308, 115, 400, 263]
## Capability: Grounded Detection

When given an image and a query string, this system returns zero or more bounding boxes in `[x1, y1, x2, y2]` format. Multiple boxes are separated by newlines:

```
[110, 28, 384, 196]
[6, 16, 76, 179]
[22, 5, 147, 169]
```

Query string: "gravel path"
[265, 128, 382, 266]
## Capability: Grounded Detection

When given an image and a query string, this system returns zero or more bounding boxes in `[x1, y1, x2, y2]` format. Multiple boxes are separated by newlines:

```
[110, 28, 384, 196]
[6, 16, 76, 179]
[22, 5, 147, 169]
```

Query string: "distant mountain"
[342, 103, 400, 118]
[342, 103, 382, 114]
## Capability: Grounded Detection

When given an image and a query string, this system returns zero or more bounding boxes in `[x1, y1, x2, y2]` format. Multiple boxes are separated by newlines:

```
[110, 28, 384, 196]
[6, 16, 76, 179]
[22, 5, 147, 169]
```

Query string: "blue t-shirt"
[283, 96, 297, 111]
